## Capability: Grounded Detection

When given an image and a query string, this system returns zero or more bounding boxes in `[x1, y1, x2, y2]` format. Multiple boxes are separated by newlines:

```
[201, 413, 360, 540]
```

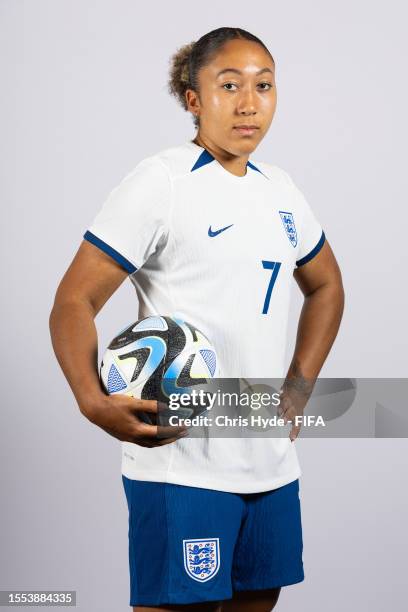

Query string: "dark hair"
[168, 27, 274, 128]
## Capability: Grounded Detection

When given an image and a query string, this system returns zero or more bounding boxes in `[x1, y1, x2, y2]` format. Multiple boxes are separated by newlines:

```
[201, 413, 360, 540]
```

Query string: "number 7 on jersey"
[261, 260, 281, 314]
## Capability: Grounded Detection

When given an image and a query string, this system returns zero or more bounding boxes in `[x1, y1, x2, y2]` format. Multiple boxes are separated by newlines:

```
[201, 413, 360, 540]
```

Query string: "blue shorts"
[122, 476, 304, 607]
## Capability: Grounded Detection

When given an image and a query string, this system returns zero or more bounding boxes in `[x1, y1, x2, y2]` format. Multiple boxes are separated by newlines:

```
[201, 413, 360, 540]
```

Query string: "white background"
[1, 1, 407, 610]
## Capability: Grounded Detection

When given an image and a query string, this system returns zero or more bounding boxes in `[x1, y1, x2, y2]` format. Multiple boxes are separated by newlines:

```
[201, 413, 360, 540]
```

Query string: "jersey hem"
[121, 465, 302, 494]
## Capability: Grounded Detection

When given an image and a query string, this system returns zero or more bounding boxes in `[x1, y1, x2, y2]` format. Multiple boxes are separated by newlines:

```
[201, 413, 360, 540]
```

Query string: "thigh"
[134, 603, 221, 611]
[123, 476, 244, 608]
[232, 479, 304, 591]
[221, 588, 281, 612]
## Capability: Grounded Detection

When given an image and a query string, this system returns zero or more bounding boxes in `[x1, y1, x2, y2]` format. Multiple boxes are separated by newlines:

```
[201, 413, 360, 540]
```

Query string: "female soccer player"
[50, 27, 344, 612]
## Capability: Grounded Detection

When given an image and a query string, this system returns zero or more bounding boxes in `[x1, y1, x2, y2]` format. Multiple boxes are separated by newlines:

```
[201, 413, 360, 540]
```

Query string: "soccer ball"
[100, 315, 218, 410]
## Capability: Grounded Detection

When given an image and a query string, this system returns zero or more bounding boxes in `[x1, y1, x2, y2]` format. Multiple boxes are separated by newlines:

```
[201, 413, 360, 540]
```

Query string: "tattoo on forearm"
[283, 359, 316, 398]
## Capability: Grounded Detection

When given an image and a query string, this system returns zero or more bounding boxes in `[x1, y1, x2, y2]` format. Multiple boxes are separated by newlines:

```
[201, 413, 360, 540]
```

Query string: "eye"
[222, 82, 238, 91]
[258, 82, 273, 91]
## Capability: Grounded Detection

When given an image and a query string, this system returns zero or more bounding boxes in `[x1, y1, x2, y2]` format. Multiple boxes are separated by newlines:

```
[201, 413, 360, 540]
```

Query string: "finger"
[131, 399, 158, 413]
[157, 401, 169, 411]
[277, 398, 290, 418]
[279, 406, 291, 421]
[154, 434, 187, 446]
[156, 424, 188, 438]
[280, 407, 293, 424]
[289, 424, 301, 441]
[134, 421, 159, 437]
[133, 432, 187, 447]
[134, 420, 187, 439]
[131, 439, 155, 448]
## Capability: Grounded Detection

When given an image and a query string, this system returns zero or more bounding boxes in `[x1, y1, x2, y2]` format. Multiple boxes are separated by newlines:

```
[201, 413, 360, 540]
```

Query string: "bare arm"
[49, 241, 127, 411]
[279, 239, 345, 439]
[49, 240, 185, 446]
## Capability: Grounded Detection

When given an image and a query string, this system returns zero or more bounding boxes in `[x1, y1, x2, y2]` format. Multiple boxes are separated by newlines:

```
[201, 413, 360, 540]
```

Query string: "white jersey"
[85, 140, 325, 493]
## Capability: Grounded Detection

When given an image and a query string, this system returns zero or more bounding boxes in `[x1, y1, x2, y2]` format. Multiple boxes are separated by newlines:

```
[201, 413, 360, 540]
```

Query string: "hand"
[80, 393, 187, 447]
[278, 382, 313, 442]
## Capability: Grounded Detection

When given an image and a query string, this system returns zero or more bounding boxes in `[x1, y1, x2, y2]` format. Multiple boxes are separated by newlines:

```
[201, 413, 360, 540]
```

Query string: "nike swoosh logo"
[208, 224, 234, 237]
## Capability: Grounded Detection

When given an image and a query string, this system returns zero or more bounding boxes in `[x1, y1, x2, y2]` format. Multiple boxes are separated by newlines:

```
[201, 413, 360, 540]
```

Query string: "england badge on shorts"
[183, 538, 220, 582]
[279, 211, 298, 247]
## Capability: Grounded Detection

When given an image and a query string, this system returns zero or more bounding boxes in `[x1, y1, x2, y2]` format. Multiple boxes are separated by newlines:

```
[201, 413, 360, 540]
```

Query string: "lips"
[233, 125, 260, 135]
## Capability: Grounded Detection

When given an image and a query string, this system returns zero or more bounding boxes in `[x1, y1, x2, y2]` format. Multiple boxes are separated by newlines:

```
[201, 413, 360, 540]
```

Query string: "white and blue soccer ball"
[100, 315, 218, 404]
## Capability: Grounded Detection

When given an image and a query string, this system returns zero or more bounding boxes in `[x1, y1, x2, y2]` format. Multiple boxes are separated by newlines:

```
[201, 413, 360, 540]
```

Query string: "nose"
[236, 86, 257, 115]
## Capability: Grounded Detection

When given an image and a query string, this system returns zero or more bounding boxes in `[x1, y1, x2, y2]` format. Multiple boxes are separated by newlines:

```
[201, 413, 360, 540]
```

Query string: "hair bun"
[168, 42, 195, 108]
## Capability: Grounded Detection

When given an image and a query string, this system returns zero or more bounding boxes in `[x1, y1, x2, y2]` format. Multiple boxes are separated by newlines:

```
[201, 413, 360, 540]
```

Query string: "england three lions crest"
[183, 538, 220, 582]
[279, 211, 297, 247]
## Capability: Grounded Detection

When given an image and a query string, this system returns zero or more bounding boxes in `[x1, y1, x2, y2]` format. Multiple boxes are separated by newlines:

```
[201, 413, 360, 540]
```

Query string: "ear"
[185, 88, 201, 119]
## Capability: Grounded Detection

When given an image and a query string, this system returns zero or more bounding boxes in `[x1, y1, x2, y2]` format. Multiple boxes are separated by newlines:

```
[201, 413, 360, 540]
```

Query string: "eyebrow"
[216, 67, 274, 78]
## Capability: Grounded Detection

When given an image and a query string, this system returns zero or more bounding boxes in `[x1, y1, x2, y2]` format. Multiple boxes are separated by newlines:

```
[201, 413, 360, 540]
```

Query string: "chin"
[229, 138, 260, 156]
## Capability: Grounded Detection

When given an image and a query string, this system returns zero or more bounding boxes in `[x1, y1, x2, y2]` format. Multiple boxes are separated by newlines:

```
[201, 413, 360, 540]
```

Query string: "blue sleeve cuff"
[296, 230, 326, 267]
[83, 231, 137, 274]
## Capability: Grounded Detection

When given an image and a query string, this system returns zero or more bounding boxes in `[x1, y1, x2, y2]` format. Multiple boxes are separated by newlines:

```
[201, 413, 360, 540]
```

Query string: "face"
[186, 39, 277, 156]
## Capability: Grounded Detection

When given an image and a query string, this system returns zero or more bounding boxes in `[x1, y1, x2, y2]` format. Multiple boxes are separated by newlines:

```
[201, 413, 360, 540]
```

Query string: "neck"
[193, 133, 249, 177]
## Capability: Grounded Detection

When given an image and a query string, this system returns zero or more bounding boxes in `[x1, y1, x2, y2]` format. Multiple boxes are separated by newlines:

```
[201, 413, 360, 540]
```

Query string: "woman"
[50, 27, 344, 612]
